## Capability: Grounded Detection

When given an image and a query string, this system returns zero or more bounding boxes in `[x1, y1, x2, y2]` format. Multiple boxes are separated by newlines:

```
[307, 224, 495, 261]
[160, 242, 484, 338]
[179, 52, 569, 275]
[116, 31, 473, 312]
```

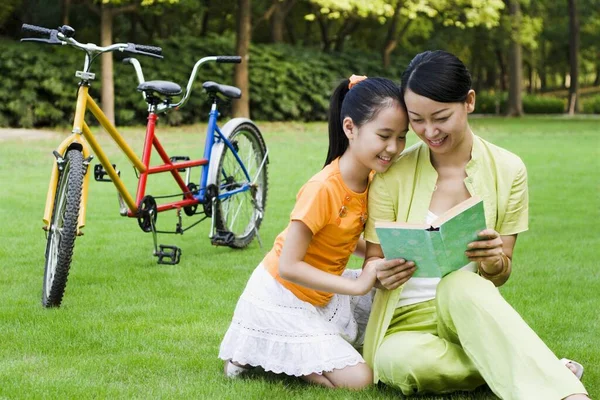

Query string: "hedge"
[0, 35, 408, 128]
[474, 92, 565, 115]
[582, 95, 600, 114]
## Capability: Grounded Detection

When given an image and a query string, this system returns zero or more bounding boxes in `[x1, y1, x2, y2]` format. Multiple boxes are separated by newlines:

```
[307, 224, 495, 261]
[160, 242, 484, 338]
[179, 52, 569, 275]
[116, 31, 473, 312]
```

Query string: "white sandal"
[224, 360, 251, 378]
[561, 358, 584, 380]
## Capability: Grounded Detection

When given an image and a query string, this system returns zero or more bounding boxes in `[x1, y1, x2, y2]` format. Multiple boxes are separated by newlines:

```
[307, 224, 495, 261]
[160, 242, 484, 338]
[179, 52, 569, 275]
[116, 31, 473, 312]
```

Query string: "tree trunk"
[594, 63, 600, 86]
[568, 0, 579, 114]
[507, 0, 523, 116]
[382, 0, 402, 69]
[271, 3, 285, 42]
[526, 60, 533, 94]
[285, 15, 296, 45]
[100, 5, 115, 125]
[233, 0, 251, 118]
[539, 39, 547, 91]
[333, 18, 359, 52]
[316, 14, 331, 52]
[495, 48, 507, 91]
[61, 0, 71, 26]
[485, 66, 497, 90]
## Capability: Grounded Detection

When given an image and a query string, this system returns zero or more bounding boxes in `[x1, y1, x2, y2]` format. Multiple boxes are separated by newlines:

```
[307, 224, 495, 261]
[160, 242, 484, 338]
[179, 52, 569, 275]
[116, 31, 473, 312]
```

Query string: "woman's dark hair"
[400, 50, 472, 103]
[325, 77, 403, 166]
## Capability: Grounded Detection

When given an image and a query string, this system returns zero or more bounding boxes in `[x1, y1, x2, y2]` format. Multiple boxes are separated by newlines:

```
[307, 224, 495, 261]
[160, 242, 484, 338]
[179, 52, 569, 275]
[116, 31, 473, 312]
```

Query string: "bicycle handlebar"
[216, 56, 242, 64]
[22, 23, 53, 37]
[20, 24, 163, 60]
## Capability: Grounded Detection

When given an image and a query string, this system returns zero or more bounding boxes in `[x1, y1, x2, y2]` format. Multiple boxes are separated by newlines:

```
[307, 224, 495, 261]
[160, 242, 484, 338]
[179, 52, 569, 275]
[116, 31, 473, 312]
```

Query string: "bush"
[474, 92, 565, 115]
[474, 91, 506, 114]
[582, 95, 600, 114]
[0, 35, 408, 127]
[522, 95, 565, 114]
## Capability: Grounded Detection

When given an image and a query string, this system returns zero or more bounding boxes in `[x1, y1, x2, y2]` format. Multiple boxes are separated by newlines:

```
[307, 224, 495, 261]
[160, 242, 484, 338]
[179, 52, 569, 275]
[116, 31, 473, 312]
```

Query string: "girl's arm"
[279, 221, 376, 296]
[466, 231, 517, 287]
[353, 237, 366, 258]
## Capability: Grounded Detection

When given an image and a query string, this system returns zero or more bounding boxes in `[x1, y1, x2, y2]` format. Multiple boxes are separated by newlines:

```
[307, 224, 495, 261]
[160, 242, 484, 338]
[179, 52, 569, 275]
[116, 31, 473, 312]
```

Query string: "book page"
[432, 196, 482, 227]
[438, 199, 486, 277]
[375, 227, 442, 278]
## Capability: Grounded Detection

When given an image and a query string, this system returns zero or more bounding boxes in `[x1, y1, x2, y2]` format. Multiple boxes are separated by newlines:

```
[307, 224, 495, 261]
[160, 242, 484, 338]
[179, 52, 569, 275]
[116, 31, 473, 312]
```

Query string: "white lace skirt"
[218, 264, 374, 376]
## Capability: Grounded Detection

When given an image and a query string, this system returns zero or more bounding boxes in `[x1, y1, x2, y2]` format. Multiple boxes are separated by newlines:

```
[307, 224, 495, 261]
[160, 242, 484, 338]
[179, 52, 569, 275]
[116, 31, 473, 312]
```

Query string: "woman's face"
[403, 89, 475, 155]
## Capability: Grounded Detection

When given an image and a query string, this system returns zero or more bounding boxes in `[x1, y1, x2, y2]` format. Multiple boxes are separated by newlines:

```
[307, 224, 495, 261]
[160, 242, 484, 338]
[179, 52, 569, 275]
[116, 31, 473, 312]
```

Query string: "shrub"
[474, 91, 506, 114]
[522, 95, 565, 114]
[0, 35, 408, 127]
[473, 92, 565, 115]
[582, 95, 600, 114]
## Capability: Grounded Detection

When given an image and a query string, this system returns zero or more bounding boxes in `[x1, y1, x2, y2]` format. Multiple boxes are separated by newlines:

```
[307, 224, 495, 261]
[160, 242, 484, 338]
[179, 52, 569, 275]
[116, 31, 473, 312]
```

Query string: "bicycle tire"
[42, 149, 84, 307]
[213, 122, 268, 248]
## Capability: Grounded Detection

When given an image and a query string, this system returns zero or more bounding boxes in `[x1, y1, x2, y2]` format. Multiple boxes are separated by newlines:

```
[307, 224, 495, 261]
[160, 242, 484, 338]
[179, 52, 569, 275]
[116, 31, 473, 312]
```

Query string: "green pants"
[373, 271, 587, 399]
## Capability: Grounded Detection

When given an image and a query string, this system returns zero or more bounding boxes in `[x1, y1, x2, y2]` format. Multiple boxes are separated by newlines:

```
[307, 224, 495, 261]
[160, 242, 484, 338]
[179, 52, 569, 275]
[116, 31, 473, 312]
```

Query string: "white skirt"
[218, 264, 374, 376]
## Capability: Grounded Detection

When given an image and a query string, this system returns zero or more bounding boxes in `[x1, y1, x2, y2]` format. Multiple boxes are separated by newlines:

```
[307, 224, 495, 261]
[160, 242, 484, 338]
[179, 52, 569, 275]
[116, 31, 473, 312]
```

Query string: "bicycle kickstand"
[149, 210, 182, 265]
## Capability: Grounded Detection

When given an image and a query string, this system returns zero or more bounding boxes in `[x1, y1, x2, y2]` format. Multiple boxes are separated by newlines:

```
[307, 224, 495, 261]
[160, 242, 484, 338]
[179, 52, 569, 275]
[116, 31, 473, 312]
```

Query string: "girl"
[362, 51, 588, 399]
[219, 75, 409, 389]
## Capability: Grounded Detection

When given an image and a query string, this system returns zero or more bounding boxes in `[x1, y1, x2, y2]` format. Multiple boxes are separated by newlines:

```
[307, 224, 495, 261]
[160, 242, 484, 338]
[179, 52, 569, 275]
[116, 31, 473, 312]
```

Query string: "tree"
[233, 0, 251, 117]
[271, 0, 297, 42]
[506, 0, 523, 116]
[568, 0, 579, 114]
[84, 0, 178, 125]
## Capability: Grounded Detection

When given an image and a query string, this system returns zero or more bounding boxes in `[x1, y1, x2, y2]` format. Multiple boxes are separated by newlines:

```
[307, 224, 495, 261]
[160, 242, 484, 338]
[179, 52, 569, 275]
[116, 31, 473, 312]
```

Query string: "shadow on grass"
[240, 367, 498, 399]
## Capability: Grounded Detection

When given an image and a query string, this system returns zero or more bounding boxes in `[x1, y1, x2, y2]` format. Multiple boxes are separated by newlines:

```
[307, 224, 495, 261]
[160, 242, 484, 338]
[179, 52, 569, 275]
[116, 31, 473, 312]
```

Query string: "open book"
[375, 196, 486, 278]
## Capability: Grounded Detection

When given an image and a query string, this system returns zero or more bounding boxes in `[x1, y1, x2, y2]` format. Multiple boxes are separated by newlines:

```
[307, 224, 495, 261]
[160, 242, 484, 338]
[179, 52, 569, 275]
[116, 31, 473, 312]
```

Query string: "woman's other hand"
[466, 229, 505, 274]
[466, 230, 517, 286]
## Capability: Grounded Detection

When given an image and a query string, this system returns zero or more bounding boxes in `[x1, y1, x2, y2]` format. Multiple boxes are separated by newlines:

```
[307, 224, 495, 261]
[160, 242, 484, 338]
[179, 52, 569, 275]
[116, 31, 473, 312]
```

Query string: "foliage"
[582, 95, 600, 114]
[475, 92, 565, 114]
[0, 35, 408, 128]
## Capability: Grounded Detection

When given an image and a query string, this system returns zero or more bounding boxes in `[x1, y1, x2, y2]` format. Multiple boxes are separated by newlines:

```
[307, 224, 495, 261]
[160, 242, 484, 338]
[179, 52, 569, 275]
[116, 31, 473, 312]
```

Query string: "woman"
[361, 50, 588, 399]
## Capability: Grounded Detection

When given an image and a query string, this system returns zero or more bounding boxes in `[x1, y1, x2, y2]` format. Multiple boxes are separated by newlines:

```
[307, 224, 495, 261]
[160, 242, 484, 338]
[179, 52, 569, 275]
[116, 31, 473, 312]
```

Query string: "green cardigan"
[363, 134, 529, 382]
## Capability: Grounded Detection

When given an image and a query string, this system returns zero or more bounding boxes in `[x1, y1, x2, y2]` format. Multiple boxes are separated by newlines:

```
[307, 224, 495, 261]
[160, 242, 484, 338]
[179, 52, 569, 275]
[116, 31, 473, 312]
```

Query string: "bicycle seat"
[202, 81, 241, 99]
[137, 80, 182, 97]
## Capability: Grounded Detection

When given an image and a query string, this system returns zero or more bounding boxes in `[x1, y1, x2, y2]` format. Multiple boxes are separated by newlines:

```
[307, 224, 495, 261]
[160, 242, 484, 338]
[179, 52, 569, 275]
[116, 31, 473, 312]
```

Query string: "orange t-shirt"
[263, 158, 371, 306]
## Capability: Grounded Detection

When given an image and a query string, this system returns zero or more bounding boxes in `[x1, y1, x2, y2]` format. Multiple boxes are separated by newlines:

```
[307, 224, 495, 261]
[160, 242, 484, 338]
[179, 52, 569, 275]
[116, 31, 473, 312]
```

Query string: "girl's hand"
[373, 258, 416, 290]
[465, 229, 505, 275]
[355, 261, 378, 295]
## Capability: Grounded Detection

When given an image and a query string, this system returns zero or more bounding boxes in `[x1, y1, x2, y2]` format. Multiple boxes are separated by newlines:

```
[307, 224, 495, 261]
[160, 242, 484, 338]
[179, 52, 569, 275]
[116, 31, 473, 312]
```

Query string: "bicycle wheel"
[42, 149, 84, 307]
[213, 122, 268, 248]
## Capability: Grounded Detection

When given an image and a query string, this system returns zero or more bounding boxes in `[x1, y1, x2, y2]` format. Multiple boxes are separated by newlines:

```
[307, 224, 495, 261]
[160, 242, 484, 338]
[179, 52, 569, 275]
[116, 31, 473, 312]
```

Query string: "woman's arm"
[279, 221, 376, 296]
[466, 230, 517, 287]
[363, 241, 416, 290]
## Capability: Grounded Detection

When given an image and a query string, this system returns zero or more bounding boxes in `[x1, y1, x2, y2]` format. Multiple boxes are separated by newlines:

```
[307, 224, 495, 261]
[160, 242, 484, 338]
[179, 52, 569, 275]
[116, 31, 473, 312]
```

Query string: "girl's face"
[403, 89, 475, 155]
[344, 102, 409, 174]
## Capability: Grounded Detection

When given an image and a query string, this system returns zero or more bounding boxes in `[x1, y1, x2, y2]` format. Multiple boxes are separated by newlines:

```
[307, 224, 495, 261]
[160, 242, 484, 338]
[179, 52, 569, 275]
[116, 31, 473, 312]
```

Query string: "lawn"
[0, 116, 598, 399]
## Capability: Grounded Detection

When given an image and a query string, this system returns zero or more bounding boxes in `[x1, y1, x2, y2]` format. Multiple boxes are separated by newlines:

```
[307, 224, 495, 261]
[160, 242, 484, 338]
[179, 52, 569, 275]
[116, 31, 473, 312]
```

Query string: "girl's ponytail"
[325, 80, 350, 167]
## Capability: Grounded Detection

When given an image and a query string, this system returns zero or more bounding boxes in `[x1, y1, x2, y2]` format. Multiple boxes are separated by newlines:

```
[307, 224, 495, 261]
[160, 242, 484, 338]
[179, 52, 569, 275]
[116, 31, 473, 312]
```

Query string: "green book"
[375, 196, 486, 278]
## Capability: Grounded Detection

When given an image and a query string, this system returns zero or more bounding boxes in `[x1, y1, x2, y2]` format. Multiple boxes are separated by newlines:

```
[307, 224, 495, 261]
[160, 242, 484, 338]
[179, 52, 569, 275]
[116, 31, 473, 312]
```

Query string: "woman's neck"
[430, 128, 474, 170]
[338, 153, 370, 193]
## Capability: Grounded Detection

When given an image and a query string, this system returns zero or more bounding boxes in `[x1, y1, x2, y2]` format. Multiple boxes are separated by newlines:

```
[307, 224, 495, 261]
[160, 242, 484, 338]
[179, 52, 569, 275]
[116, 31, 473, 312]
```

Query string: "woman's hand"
[371, 257, 416, 290]
[466, 229, 505, 275]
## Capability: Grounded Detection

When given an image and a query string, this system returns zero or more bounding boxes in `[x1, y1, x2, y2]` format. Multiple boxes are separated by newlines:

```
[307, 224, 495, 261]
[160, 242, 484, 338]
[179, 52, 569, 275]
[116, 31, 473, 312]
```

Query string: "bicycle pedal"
[210, 230, 235, 247]
[155, 245, 182, 265]
[94, 163, 120, 182]
[169, 156, 190, 172]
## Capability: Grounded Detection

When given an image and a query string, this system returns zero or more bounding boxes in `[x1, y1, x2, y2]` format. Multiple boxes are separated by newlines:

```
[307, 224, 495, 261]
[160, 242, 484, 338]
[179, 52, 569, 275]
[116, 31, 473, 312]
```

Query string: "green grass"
[0, 117, 598, 399]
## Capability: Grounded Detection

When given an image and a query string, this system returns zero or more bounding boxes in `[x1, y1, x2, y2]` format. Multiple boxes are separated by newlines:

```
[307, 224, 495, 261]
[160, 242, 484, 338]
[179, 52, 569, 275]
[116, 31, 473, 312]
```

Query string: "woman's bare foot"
[561, 358, 584, 380]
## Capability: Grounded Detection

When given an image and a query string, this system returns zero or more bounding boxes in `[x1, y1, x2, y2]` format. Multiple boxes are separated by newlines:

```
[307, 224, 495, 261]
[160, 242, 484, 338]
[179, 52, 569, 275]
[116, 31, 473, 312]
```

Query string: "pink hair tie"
[348, 74, 367, 90]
